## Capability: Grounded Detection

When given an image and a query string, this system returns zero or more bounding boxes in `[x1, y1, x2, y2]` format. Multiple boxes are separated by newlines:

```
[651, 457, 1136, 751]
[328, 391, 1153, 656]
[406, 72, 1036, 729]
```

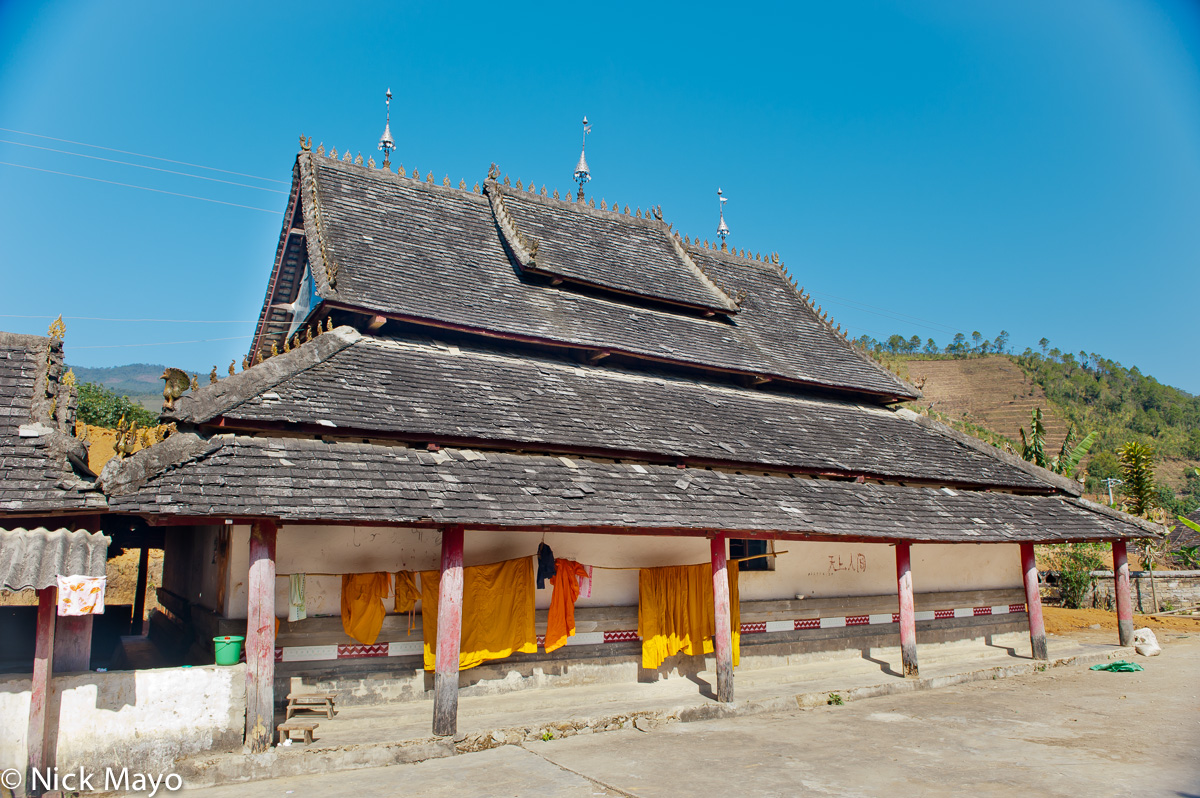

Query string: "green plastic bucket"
[213, 635, 245, 666]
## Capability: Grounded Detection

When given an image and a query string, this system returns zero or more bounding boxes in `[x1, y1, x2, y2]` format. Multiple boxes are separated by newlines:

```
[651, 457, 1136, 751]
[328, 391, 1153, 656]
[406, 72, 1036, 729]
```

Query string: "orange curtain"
[420, 556, 537, 670]
[546, 559, 590, 653]
[340, 572, 392, 645]
[637, 560, 739, 670]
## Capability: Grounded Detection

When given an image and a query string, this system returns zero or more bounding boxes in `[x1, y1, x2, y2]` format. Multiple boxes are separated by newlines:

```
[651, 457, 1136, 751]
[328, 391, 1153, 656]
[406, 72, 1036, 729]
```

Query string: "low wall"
[275, 588, 1028, 707]
[0, 663, 245, 790]
[1089, 570, 1200, 614]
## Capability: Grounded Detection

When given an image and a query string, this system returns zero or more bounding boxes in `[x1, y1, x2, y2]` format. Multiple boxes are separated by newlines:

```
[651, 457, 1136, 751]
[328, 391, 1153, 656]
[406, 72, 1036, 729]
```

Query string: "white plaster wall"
[220, 525, 1022, 619]
[0, 664, 245, 788]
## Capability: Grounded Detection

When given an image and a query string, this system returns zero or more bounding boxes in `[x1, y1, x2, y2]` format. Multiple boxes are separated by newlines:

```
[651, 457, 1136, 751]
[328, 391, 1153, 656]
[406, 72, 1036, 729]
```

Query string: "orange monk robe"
[545, 559, 590, 653]
[420, 557, 537, 671]
[637, 560, 740, 670]
[341, 572, 391, 645]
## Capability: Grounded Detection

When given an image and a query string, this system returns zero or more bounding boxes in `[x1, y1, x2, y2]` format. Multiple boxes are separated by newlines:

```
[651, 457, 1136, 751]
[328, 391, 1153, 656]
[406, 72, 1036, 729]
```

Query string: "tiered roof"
[107, 146, 1157, 543]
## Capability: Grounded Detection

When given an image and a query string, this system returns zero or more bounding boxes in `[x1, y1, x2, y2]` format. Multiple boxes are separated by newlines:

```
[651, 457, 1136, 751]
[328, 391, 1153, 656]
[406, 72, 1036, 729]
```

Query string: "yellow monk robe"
[545, 559, 590, 653]
[420, 556, 537, 671]
[394, 570, 420, 634]
[637, 560, 740, 670]
[341, 572, 391, 645]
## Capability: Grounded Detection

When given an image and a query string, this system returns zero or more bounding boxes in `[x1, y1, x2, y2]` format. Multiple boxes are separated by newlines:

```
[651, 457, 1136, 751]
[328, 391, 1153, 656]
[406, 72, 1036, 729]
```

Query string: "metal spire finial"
[573, 116, 592, 200]
[717, 187, 730, 250]
[377, 88, 395, 168]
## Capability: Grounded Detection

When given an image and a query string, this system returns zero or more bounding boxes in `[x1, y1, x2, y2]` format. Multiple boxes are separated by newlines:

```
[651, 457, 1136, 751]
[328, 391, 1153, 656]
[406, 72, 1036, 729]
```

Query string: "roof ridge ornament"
[717, 188, 730, 251]
[378, 88, 395, 169]
[573, 116, 591, 200]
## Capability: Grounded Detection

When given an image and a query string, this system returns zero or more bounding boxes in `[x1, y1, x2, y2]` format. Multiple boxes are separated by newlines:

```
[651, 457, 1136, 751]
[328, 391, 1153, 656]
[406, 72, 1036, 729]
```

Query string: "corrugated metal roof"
[0, 527, 110, 590]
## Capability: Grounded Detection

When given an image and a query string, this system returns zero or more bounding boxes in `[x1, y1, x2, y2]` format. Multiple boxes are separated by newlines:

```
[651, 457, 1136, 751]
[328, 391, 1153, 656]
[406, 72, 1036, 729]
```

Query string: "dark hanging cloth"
[536, 542, 557, 589]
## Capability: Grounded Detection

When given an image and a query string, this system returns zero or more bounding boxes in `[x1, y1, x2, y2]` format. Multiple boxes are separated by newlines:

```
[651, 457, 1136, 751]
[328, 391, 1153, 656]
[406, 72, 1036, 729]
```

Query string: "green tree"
[1118, 441, 1157, 517]
[1038, 337, 1049, 355]
[77, 382, 159, 429]
[923, 338, 939, 354]
[993, 330, 1010, 354]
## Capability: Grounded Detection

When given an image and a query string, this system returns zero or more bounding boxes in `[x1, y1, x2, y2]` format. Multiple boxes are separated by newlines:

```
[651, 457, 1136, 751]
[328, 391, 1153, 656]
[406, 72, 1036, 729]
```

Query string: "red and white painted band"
[273, 603, 1026, 663]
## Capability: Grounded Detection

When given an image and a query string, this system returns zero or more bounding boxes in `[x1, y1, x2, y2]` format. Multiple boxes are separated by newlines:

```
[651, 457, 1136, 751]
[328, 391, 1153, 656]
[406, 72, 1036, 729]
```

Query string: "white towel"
[288, 573, 307, 622]
[56, 575, 106, 616]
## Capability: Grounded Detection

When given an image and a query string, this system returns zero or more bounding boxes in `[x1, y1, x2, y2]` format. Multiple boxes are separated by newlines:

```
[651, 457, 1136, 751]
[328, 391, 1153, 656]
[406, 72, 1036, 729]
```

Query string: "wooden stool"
[277, 720, 318, 745]
[285, 691, 338, 720]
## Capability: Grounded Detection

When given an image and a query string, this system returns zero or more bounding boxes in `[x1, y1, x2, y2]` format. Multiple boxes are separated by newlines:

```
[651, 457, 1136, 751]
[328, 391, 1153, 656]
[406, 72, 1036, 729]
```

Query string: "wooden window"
[729, 538, 773, 571]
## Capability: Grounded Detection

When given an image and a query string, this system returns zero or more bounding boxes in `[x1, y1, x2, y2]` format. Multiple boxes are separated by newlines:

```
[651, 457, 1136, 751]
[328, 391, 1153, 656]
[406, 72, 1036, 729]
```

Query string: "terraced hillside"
[899, 355, 1069, 445]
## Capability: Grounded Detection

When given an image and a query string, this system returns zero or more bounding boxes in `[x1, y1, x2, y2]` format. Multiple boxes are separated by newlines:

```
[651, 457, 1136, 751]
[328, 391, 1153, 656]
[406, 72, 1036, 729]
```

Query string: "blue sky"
[1, 1, 1197, 393]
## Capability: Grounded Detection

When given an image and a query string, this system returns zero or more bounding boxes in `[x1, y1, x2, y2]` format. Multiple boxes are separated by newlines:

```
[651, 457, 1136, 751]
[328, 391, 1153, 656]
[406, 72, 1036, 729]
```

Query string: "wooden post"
[896, 542, 918, 678]
[131, 546, 150, 636]
[1020, 542, 1047, 660]
[710, 534, 734, 703]
[54, 615, 93, 672]
[1112, 539, 1134, 647]
[244, 519, 277, 753]
[433, 525, 464, 737]
[27, 586, 57, 792]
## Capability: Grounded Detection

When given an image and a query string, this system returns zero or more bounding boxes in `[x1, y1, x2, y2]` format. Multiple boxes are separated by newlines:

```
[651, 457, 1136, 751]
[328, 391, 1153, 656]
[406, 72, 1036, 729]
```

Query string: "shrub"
[77, 382, 159, 428]
[1046, 543, 1107, 609]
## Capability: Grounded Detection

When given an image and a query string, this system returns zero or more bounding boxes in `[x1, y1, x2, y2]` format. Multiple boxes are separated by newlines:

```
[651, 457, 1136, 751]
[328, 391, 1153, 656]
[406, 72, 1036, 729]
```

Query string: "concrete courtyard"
[180, 630, 1200, 797]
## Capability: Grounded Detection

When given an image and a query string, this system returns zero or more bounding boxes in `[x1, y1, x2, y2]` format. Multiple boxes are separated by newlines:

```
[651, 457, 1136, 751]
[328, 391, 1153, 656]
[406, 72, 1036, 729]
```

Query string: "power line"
[0, 127, 287, 184]
[0, 138, 287, 194]
[70, 335, 252, 349]
[0, 314, 255, 323]
[0, 162, 283, 214]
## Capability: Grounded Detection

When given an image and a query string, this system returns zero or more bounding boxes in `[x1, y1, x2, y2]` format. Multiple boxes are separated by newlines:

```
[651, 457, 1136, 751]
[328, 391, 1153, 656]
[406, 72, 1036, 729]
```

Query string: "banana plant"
[1018, 408, 1095, 477]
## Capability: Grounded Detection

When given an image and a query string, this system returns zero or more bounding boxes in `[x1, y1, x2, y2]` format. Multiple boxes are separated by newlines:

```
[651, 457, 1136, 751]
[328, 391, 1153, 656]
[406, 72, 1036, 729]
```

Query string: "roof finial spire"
[717, 187, 730, 251]
[377, 88, 395, 169]
[573, 116, 592, 200]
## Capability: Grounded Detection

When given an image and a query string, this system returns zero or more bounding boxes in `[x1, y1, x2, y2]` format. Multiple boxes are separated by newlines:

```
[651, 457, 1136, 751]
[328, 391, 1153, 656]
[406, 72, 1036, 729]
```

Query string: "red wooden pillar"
[1020, 542, 1048, 660]
[1112, 539, 1134, 647]
[896, 542, 918, 678]
[710, 534, 734, 703]
[433, 525, 465, 737]
[245, 519, 277, 753]
[27, 586, 57, 791]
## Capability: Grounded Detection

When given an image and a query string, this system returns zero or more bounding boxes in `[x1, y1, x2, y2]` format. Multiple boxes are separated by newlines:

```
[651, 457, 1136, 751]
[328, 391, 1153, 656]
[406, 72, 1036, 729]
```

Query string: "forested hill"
[854, 333, 1199, 515]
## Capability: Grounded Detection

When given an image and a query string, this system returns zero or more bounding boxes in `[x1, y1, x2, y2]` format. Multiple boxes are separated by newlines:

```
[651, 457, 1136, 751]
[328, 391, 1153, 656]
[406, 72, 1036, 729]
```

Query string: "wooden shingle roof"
[251, 152, 917, 401]
[0, 332, 104, 515]
[102, 435, 1152, 543]
[166, 328, 1051, 492]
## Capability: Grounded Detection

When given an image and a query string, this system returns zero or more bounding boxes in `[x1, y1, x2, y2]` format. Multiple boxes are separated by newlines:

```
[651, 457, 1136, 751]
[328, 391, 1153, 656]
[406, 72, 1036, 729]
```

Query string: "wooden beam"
[367, 315, 387, 331]
[27, 586, 57, 790]
[245, 519, 278, 753]
[1020, 542, 1047, 660]
[131, 546, 150, 636]
[54, 616, 93, 672]
[1112, 540, 1133, 647]
[710, 534, 734, 703]
[215, 527, 231, 616]
[895, 542, 918, 677]
[433, 525, 465, 737]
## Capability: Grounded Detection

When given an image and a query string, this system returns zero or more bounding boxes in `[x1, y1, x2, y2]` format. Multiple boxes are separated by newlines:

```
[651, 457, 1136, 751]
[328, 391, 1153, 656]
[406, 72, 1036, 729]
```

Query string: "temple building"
[78, 134, 1156, 752]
